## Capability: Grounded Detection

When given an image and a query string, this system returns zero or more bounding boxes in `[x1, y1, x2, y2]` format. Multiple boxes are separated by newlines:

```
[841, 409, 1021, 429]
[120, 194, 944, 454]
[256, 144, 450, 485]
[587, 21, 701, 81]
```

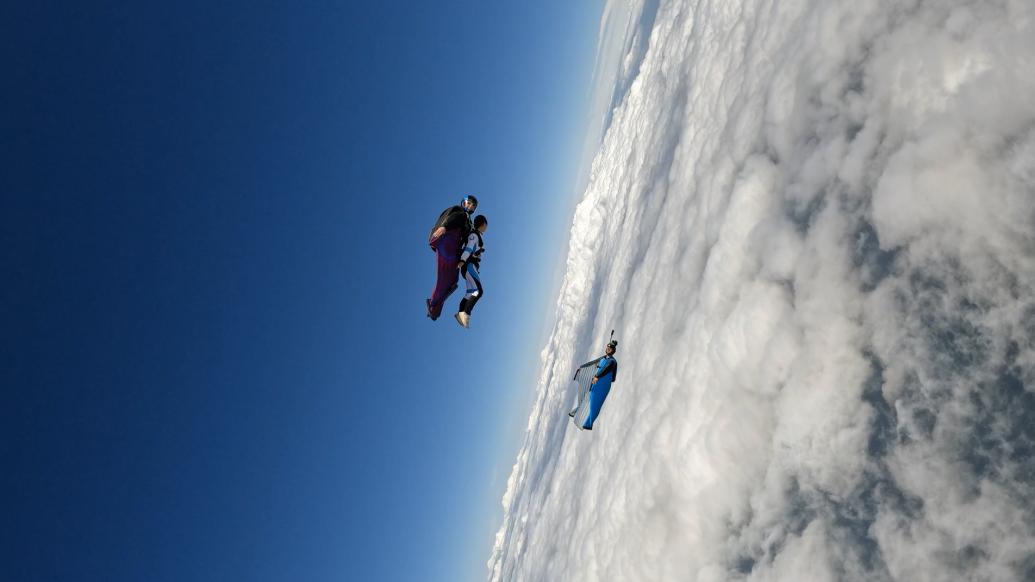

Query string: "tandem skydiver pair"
[426, 195, 488, 329]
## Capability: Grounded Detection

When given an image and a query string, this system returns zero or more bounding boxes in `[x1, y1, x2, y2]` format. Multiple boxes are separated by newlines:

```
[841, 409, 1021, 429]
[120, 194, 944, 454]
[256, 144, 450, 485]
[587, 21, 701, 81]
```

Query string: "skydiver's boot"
[427, 298, 443, 321]
[455, 311, 470, 329]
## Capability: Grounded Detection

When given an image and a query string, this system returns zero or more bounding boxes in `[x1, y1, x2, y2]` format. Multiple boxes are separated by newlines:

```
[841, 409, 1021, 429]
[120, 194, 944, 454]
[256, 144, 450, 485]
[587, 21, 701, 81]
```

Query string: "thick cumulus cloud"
[490, 0, 1035, 580]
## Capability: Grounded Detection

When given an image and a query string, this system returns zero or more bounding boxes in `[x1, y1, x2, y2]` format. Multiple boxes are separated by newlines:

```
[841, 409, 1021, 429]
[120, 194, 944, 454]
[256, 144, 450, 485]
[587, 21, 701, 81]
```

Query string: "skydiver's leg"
[457, 263, 473, 314]
[582, 384, 611, 429]
[462, 265, 483, 315]
[428, 231, 460, 319]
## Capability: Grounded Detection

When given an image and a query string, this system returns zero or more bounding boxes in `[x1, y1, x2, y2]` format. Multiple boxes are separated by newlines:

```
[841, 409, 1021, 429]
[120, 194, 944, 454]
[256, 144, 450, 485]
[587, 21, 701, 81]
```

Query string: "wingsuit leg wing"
[427, 230, 461, 320]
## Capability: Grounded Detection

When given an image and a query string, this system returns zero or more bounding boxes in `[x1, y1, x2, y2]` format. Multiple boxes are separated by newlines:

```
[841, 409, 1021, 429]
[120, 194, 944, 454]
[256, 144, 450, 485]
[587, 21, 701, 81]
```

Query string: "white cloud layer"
[489, 0, 1035, 580]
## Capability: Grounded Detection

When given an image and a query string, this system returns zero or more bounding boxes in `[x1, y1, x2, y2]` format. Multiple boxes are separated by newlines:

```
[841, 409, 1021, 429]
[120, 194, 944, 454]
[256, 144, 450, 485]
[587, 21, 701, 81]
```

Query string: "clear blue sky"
[2, 2, 600, 581]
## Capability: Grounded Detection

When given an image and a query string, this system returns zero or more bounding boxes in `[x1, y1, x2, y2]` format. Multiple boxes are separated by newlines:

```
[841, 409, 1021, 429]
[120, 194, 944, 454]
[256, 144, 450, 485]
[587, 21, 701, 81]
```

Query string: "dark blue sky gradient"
[3, 2, 599, 581]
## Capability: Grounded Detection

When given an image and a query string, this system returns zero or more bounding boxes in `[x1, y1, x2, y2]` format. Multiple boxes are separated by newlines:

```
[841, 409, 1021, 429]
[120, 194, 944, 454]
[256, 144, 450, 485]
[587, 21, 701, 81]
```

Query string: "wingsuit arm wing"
[441, 207, 469, 231]
[429, 208, 451, 239]
[573, 357, 603, 380]
[429, 206, 468, 240]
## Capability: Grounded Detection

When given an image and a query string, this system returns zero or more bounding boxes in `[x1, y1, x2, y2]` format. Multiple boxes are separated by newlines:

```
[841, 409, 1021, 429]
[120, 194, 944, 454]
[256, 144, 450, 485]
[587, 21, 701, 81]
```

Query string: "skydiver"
[427, 195, 477, 320]
[574, 339, 618, 430]
[455, 214, 487, 329]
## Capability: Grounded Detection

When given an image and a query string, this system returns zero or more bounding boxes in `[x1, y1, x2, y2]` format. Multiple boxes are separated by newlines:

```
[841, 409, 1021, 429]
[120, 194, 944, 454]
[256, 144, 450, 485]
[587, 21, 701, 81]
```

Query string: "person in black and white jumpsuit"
[455, 214, 487, 329]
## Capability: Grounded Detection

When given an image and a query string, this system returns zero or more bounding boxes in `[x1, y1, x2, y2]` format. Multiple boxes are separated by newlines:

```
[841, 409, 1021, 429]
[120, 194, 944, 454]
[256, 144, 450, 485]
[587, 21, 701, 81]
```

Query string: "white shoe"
[455, 312, 470, 328]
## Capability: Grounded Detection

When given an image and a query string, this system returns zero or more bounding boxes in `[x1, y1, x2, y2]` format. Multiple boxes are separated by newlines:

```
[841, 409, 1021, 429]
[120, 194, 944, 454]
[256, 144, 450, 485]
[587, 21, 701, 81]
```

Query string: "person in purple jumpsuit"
[426, 195, 477, 320]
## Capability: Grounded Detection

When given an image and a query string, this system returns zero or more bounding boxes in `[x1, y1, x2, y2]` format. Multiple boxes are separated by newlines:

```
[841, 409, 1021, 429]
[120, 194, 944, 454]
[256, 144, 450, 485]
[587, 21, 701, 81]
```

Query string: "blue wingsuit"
[583, 355, 617, 430]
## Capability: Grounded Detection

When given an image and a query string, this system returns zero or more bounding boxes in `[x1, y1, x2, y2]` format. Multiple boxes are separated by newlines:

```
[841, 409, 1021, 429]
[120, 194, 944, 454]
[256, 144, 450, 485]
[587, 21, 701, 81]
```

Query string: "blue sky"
[2, 2, 601, 581]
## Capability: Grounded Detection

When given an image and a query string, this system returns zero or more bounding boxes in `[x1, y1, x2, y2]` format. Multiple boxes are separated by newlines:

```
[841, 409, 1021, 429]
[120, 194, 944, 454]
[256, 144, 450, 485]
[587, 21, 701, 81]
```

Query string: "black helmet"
[462, 194, 479, 208]
[607, 339, 618, 351]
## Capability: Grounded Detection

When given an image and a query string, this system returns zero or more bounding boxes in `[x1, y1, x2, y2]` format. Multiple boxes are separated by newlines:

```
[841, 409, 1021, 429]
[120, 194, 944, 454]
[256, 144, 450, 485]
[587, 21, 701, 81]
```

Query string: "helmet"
[607, 340, 618, 350]
[462, 194, 479, 208]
